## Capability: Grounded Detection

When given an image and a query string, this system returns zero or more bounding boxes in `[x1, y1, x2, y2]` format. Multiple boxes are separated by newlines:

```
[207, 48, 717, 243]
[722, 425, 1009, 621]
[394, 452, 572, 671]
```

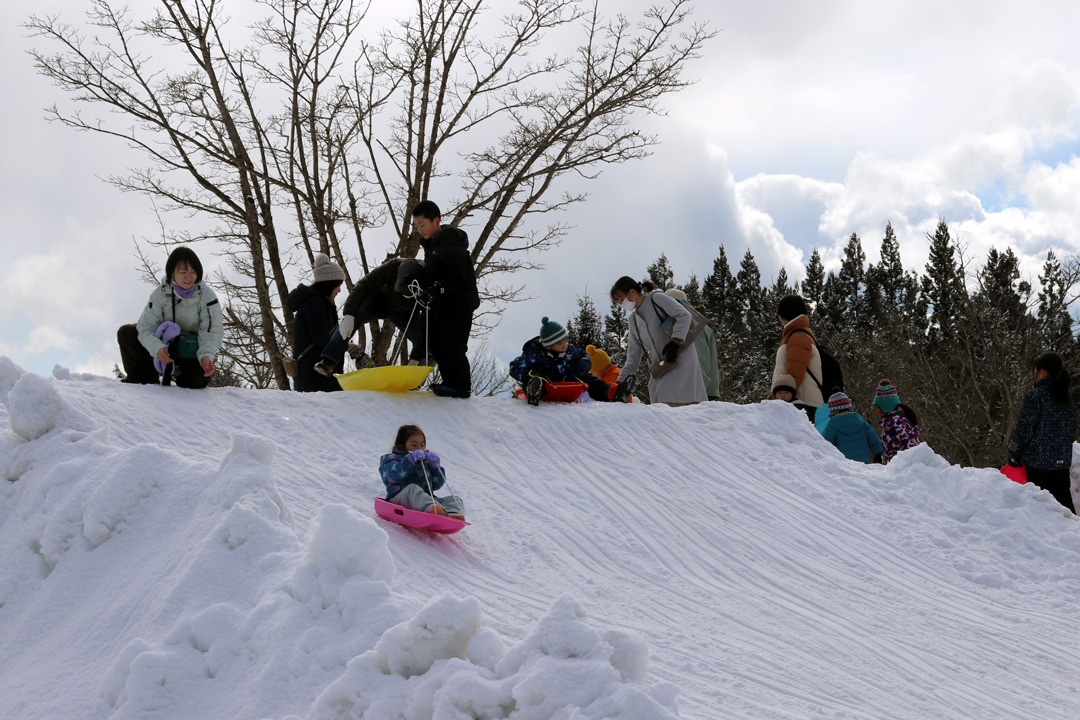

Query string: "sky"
[4, 0, 1080, 378]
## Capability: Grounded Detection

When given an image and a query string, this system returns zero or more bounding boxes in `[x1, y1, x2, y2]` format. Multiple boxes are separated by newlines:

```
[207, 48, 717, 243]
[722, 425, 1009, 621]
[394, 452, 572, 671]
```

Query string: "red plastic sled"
[373, 497, 468, 534]
[1000, 465, 1028, 485]
[513, 381, 588, 403]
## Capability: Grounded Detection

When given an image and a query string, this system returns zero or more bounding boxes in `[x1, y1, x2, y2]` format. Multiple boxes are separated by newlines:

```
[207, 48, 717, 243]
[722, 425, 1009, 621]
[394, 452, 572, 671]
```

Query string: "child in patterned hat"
[822, 388, 883, 464]
[872, 379, 921, 464]
[509, 317, 635, 405]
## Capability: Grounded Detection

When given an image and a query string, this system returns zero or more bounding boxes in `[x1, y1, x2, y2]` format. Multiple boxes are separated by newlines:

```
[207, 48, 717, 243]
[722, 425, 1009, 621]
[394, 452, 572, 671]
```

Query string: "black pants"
[1025, 467, 1075, 513]
[117, 324, 210, 389]
[429, 308, 473, 391]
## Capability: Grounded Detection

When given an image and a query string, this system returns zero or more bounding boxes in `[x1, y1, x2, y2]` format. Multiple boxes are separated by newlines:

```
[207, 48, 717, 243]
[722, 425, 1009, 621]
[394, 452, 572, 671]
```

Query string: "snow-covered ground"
[2, 357, 1079, 720]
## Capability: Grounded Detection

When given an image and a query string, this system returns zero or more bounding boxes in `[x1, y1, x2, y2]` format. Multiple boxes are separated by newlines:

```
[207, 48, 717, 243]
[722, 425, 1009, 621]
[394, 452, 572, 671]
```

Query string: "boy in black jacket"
[411, 200, 480, 398]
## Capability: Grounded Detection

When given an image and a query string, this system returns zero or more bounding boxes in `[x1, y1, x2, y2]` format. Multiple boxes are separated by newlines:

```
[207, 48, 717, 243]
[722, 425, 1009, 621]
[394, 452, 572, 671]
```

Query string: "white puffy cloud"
[8, 0, 1080, 374]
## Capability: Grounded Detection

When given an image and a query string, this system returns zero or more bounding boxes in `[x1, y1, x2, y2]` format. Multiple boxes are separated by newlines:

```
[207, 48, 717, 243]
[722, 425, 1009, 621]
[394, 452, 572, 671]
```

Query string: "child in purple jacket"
[873, 379, 921, 464]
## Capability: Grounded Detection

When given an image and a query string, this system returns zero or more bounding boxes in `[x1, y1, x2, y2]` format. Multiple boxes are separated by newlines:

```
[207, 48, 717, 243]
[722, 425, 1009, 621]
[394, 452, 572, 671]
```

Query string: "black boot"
[525, 376, 544, 406]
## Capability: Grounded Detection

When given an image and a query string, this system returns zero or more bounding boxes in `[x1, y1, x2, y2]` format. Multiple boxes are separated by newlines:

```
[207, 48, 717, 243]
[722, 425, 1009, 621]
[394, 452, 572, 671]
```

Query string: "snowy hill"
[2, 357, 1079, 720]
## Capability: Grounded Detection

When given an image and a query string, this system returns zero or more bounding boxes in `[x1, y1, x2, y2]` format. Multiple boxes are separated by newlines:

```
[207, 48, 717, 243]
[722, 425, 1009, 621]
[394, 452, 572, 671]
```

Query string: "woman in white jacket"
[117, 246, 224, 388]
[611, 277, 707, 406]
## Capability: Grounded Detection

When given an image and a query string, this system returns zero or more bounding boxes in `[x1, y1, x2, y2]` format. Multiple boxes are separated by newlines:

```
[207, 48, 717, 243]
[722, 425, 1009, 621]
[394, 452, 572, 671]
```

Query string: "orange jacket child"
[586, 345, 621, 384]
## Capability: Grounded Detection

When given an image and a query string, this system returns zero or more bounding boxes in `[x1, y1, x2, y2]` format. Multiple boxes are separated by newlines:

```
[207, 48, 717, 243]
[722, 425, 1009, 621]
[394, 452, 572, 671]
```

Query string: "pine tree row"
[566, 220, 1080, 468]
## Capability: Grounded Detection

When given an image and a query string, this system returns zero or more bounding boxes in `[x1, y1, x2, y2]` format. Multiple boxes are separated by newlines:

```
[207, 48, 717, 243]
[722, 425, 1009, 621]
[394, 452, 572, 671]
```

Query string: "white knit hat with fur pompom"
[312, 252, 345, 284]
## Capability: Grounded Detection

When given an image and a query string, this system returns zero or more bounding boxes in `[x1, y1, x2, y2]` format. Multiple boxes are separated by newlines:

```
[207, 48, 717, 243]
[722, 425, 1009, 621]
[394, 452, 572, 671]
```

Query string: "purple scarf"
[171, 281, 200, 299]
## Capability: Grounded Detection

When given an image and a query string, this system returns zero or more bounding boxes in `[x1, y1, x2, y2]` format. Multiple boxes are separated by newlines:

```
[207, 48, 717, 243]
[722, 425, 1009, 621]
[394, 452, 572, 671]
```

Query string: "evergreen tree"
[681, 274, 704, 309]
[567, 293, 605, 350]
[602, 297, 629, 366]
[838, 232, 870, 328]
[865, 220, 921, 331]
[801, 249, 825, 313]
[1038, 250, 1075, 351]
[736, 249, 765, 319]
[702, 245, 739, 325]
[817, 271, 845, 337]
[733, 250, 773, 401]
[979, 248, 1029, 327]
[646, 254, 675, 290]
[770, 267, 792, 298]
[921, 219, 966, 344]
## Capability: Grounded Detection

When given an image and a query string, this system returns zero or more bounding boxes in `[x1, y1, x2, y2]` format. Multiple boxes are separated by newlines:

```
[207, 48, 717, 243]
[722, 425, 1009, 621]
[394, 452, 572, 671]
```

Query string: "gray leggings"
[389, 484, 465, 516]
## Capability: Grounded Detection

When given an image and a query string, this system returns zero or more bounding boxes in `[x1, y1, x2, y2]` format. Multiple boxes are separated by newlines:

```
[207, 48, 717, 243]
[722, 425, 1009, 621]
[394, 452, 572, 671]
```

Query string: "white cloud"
[8, 0, 1080, 375]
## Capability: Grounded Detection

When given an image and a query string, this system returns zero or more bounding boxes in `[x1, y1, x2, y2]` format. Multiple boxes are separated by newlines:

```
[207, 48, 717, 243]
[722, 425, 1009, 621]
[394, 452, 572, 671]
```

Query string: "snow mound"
[289, 504, 394, 617]
[0, 356, 24, 406]
[4, 367, 1080, 719]
[312, 593, 676, 720]
[6, 372, 95, 441]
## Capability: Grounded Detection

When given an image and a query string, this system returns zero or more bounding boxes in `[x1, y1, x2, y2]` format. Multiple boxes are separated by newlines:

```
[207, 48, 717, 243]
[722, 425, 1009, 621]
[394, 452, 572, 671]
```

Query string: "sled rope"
[390, 289, 421, 365]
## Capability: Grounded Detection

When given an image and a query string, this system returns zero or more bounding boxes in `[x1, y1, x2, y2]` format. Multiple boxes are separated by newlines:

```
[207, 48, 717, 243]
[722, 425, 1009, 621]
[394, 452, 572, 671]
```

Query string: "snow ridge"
[2, 361, 1080, 719]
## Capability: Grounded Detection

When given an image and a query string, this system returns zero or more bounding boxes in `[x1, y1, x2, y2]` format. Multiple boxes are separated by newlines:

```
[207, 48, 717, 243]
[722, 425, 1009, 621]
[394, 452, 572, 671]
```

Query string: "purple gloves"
[405, 449, 441, 468]
[153, 322, 182, 373]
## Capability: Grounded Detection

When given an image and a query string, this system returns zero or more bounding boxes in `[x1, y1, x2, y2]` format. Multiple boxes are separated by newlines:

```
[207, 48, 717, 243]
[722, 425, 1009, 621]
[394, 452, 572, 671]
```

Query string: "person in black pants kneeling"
[410, 200, 479, 399]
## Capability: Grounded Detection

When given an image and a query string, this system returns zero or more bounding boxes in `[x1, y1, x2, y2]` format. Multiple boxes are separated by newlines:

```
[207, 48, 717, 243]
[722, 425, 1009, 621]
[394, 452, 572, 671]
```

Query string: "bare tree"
[28, 0, 711, 384]
[466, 340, 516, 397]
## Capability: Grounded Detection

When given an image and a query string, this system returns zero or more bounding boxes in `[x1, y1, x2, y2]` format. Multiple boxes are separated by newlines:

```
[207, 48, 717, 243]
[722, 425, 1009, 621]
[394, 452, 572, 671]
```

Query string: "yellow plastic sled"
[334, 365, 434, 393]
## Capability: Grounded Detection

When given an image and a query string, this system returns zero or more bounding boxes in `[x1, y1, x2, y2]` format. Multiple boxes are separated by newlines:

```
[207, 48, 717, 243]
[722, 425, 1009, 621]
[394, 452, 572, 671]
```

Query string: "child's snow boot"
[525, 376, 544, 406]
[314, 358, 335, 377]
[427, 504, 447, 516]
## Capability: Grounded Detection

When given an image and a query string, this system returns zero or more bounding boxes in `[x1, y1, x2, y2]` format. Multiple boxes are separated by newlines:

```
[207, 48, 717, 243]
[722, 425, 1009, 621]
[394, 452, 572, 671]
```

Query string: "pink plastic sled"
[373, 497, 469, 534]
[513, 381, 588, 403]
[1000, 465, 1028, 485]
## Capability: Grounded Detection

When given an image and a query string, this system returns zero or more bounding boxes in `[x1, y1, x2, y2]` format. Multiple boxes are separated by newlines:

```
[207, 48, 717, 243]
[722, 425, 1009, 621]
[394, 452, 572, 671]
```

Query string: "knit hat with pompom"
[586, 345, 611, 373]
[312, 252, 345, 284]
[827, 388, 854, 417]
[539, 316, 568, 347]
[873, 378, 902, 412]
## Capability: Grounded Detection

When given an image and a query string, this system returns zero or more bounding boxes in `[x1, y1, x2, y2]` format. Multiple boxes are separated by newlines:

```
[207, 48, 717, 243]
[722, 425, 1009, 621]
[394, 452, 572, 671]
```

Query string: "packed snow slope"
[2, 358, 1080, 720]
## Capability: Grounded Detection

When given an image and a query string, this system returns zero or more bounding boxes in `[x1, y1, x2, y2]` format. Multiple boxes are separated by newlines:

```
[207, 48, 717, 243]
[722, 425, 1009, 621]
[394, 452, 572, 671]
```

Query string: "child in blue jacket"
[823, 389, 883, 464]
[379, 425, 464, 520]
[509, 316, 634, 405]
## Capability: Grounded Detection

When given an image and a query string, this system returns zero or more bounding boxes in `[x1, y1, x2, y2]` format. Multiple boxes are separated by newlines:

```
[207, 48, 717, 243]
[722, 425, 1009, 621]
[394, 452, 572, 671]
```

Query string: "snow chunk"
[6, 372, 95, 440]
[310, 594, 678, 720]
[0, 356, 25, 405]
[215, 433, 293, 529]
[290, 504, 394, 617]
[101, 638, 153, 708]
[466, 626, 508, 673]
[376, 594, 482, 678]
[886, 441, 950, 471]
[52, 364, 96, 381]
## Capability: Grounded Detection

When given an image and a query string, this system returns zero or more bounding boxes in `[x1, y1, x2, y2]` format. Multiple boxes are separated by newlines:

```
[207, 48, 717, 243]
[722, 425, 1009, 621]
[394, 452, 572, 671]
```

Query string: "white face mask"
[620, 296, 637, 314]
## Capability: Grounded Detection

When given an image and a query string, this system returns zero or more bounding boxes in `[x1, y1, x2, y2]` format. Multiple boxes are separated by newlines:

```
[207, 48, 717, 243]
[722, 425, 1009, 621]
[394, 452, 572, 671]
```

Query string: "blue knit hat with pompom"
[540, 316, 568, 347]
